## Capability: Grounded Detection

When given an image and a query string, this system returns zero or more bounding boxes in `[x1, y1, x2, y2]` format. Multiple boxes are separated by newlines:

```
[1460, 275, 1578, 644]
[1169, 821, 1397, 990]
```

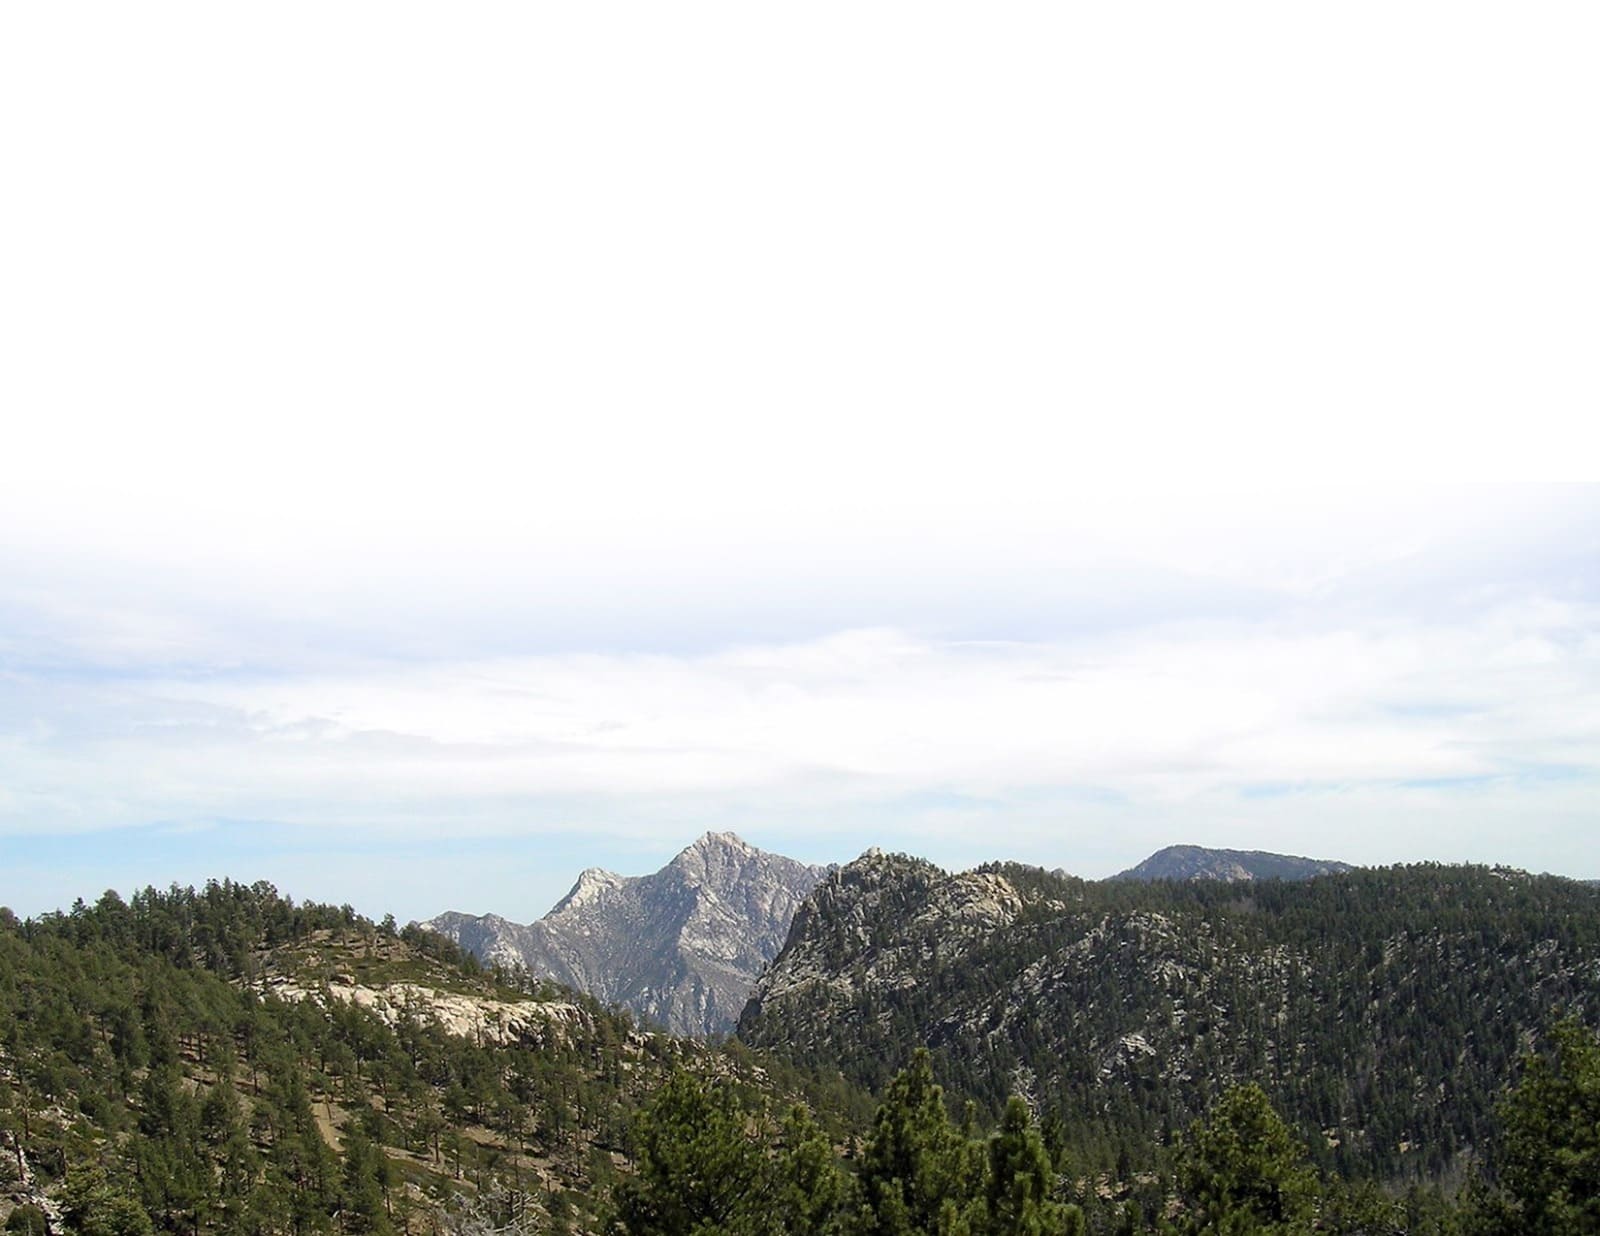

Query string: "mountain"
[424, 832, 829, 1036]
[739, 851, 1600, 1184]
[1112, 843, 1353, 882]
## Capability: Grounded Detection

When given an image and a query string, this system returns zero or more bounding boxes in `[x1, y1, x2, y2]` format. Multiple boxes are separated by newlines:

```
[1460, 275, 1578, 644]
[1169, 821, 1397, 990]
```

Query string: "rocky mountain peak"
[423, 834, 829, 1036]
[686, 829, 756, 854]
[669, 831, 768, 885]
[550, 866, 626, 915]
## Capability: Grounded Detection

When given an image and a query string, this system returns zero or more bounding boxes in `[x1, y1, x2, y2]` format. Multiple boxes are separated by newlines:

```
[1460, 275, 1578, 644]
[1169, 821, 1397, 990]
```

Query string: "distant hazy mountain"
[424, 832, 828, 1036]
[1112, 844, 1353, 882]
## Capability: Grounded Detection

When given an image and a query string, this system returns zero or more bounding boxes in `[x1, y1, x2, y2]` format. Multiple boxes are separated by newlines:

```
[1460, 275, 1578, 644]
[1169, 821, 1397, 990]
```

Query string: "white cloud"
[4, 601, 1595, 871]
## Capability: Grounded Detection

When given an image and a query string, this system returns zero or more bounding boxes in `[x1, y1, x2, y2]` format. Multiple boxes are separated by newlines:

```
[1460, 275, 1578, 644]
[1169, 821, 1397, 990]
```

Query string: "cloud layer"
[4, 561, 1596, 922]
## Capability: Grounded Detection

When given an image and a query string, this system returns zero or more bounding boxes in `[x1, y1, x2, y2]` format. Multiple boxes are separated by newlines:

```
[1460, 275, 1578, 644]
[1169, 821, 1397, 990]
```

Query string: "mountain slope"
[0, 881, 790, 1236]
[425, 832, 828, 1036]
[1113, 844, 1353, 882]
[739, 853, 1600, 1183]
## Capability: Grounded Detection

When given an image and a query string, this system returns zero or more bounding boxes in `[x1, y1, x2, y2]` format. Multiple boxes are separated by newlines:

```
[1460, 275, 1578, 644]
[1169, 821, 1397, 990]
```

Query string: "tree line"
[617, 1028, 1600, 1235]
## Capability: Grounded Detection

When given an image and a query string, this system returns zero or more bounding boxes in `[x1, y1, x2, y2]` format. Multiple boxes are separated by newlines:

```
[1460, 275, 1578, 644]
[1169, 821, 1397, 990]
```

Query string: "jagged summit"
[424, 833, 829, 1036]
[685, 829, 756, 853]
[1111, 844, 1353, 883]
[550, 866, 626, 915]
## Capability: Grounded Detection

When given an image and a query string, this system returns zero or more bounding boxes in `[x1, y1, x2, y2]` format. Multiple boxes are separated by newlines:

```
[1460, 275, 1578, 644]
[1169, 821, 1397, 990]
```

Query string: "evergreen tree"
[1175, 1083, 1317, 1235]
[61, 1170, 158, 1236]
[982, 1097, 1084, 1236]
[1476, 1018, 1600, 1235]
[340, 1124, 396, 1236]
[773, 1105, 854, 1236]
[856, 1050, 985, 1236]
[612, 1069, 770, 1235]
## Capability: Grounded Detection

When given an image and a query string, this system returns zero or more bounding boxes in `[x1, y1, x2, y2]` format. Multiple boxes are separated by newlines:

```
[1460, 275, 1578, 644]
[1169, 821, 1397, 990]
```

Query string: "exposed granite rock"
[263, 974, 595, 1047]
[424, 832, 828, 1037]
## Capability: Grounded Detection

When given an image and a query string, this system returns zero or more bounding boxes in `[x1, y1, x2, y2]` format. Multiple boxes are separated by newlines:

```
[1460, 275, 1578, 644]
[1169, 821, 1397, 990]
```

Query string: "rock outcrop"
[424, 832, 828, 1036]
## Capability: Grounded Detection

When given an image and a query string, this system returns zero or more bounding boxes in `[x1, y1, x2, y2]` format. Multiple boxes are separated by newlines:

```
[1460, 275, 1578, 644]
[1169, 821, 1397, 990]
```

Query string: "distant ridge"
[424, 832, 828, 1037]
[1111, 843, 1353, 883]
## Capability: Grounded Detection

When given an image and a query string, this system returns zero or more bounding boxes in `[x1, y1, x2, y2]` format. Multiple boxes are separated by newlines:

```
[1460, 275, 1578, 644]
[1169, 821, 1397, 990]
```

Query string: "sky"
[3, 5, 1598, 925]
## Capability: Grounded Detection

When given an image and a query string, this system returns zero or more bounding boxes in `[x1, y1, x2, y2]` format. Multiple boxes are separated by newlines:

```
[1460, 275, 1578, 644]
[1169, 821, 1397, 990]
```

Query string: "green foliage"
[742, 862, 1600, 1186]
[982, 1097, 1084, 1236]
[1174, 1083, 1317, 1234]
[774, 1104, 855, 1236]
[4, 1206, 48, 1236]
[856, 1050, 985, 1236]
[1315, 1178, 1465, 1236]
[0, 879, 854, 1236]
[1473, 1017, 1600, 1235]
[612, 1069, 772, 1235]
[340, 1125, 396, 1236]
[12, 869, 1600, 1236]
[62, 1172, 158, 1236]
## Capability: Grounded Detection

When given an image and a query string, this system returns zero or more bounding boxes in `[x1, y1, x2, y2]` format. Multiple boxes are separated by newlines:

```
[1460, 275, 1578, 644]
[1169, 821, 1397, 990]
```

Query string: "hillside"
[1112, 844, 1354, 882]
[739, 852, 1600, 1185]
[5, 868, 1595, 1236]
[425, 833, 828, 1036]
[0, 881, 860, 1236]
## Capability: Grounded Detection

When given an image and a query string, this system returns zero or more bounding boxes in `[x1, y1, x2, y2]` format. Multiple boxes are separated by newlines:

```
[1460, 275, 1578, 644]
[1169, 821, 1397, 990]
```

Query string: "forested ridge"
[740, 856, 1600, 1189]
[4, 865, 1600, 1234]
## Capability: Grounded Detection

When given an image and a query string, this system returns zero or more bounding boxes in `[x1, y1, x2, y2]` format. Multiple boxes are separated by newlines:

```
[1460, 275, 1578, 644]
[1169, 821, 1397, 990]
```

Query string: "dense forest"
[741, 856, 1600, 1189]
[0, 882, 860, 1236]
[3, 872, 1599, 1234]
[616, 1024, 1600, 1234]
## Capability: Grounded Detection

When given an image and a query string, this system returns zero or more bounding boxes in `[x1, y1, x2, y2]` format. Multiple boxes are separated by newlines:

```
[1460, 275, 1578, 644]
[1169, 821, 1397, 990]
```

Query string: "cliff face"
[424, 832, 829, 1036]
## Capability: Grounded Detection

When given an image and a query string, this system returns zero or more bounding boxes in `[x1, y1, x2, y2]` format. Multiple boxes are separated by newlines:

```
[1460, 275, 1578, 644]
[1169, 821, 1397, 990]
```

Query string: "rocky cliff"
[424, 832, 828, 1036]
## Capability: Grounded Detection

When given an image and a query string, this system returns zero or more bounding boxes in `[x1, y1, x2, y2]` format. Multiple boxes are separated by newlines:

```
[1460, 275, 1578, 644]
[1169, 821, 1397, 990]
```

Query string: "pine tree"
[982, 1097, 1084, 1236]
[773, 1105, 854, 1236]
[340, 1125, 396, 1236]
[61, 1170, 158, 1236]
[1175, 1083, 1317, 1235]
[612, 1069, 771, 1235]
[856, 1050, 985, 1236]
[1478, 1018, 1600, 1235]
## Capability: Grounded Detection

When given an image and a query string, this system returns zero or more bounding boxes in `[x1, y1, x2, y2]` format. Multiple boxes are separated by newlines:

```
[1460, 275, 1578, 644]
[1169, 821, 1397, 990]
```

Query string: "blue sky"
[3, 6, 1598, 925]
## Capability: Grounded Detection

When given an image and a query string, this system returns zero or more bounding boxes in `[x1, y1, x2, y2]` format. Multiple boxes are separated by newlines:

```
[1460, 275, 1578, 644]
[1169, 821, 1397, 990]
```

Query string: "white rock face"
[422, 832, 829, 1037]
[263, 975, 594, 1047]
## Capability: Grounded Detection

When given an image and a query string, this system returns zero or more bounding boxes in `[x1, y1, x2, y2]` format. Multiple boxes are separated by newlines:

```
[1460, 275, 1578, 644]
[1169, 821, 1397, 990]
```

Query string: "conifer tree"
[856, 1050, 985, 1236]
[1477, 1018, 1600, 1235]
[1174, 1083, 1317, 1235]
[982, 1097, 1084, 1236]
[340, 1124, 396, 1236]
[612, 1069, 770, 1235]
[774, 1104, 854, 1236]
